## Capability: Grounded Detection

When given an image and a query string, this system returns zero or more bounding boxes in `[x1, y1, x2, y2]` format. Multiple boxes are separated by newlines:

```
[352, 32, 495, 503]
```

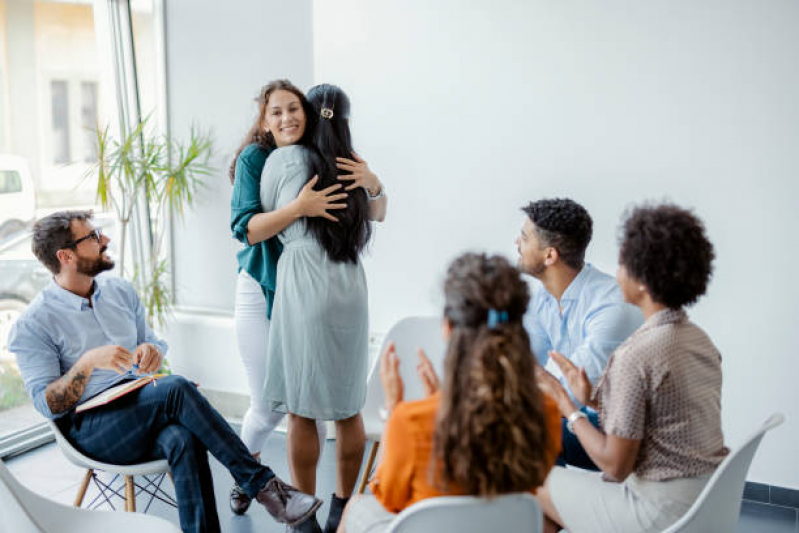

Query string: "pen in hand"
[131, 363, 157, 387]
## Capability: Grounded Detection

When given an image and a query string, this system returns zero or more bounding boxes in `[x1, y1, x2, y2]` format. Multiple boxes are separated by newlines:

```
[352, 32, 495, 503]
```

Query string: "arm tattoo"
[45, 366, 89, 414]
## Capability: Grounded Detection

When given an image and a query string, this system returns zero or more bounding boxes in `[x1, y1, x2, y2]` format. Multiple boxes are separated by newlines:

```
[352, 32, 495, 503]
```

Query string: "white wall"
[313, 1, 799, 489]
[166, 0, 314, 312]
[163, 0, 313, 390]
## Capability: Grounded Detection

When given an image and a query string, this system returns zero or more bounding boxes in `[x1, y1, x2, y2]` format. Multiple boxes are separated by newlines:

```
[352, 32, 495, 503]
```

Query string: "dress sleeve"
[230, 145, 269, 245]
[370, 404, 416, 512]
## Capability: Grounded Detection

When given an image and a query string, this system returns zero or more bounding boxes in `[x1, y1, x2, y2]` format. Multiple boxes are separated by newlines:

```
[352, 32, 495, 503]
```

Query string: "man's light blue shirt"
[524, 263, 643, 405]
[8, 275, 168, 419]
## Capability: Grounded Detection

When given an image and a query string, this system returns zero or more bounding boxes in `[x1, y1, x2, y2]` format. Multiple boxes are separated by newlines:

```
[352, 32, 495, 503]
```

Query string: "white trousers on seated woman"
[547, 466, 710, 533]
[235, 270, 326, 454]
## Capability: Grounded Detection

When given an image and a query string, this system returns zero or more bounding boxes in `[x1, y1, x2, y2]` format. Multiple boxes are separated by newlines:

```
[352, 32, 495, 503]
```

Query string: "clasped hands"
[379, 341, 439, 413]
[535, 350, 597, 416]
[86, 343, 162, 375]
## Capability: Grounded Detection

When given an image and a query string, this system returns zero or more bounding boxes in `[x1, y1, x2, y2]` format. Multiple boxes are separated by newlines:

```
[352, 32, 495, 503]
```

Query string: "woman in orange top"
[339, 252, 562, 532]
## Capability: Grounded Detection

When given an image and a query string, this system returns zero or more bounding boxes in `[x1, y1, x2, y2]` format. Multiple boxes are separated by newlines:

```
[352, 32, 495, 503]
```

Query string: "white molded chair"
[662, 412, 785, 533]
[48, 420, 176, 513]
[386, 493, 543, 533]
[356, 316, 446, 494]
[0, 458, 181, 533]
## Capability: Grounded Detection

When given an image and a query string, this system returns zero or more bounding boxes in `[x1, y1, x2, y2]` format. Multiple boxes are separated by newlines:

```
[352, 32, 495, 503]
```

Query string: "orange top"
[370, 391, 562, 513]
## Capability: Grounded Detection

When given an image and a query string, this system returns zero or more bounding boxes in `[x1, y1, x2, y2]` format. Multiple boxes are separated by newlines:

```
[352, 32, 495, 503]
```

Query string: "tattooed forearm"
[45, 366, 89, 414]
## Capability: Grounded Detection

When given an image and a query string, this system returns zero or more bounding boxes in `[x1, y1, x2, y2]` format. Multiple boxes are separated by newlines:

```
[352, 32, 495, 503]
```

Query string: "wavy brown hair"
[433, 253, 550, 496]
[228, 79, 316, 183]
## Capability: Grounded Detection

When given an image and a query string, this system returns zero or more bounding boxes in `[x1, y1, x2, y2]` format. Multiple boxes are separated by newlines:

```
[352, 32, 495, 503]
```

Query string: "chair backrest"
[662, 413, 785, 533]
[0, 458, 45, 532]
[386, 493, 543, 533]
[0, 458, 180, 533]
[47, 420, 168, 476]
[362, 317, 447, 436]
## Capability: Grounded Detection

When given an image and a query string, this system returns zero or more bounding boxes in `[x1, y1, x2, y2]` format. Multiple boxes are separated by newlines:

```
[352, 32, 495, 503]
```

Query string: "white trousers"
[234, 270, 327, 454]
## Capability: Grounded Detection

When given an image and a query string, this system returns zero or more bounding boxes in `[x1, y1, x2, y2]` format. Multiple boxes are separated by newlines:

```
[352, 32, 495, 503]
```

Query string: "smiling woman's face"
[263, 89, 307, 147]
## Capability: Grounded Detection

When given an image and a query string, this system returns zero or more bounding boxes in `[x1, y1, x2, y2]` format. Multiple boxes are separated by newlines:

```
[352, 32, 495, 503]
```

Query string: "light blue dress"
[259, 145, 368, 420]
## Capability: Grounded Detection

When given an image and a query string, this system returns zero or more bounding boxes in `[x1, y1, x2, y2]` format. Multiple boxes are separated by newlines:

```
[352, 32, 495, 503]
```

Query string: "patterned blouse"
[593, 308, 729, 481]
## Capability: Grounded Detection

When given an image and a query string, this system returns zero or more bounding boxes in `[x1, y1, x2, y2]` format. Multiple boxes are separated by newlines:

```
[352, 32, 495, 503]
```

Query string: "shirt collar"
[559, 263, 594, 302]
[46, 278, 101, 311]
[640, 307, 687, 332]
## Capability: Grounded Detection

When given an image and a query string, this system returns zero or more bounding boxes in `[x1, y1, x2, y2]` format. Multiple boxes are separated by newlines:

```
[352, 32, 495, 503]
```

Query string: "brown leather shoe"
[255, 476, 322, 526]
[229, 485, 252, 515]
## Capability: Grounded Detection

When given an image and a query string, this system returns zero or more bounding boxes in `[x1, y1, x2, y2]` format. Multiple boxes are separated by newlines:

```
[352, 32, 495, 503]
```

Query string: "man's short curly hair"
[619, 203, 714, 309]
[521, 198, 592, 270]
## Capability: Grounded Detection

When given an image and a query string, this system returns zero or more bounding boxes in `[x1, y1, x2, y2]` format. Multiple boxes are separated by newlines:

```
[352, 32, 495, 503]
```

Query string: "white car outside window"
[0, 155, 36, 239]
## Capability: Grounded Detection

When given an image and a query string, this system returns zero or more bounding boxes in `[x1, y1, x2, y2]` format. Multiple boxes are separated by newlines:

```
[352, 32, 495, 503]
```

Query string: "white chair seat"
[50, 420, 169, 476]
[48, 420, 176, 513]
[0, 458, 181, 533]
[386, 493, 543, 533]
[662, 413, 784, 533]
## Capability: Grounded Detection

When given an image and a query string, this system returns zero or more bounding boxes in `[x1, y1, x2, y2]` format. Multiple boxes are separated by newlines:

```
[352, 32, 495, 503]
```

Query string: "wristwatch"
[566, 410, 588, 433]
[367, 183, 385, 201]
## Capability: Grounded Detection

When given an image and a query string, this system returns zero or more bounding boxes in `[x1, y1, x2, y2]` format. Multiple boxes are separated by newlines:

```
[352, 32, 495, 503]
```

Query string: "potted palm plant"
[89, 118, 213, 328]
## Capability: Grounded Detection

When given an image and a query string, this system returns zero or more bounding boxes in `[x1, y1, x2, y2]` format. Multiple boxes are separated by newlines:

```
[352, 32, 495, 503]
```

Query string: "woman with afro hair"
[535, 202, 729, 533]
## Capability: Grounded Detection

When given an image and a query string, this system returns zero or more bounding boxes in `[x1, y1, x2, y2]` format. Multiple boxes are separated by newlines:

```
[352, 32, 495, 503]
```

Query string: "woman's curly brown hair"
[433, 252, 550, 496]
[619, 203, 715, 309]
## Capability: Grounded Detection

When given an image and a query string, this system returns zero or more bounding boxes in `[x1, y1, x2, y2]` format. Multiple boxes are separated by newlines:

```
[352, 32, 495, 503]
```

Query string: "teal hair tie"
[487, 309, 509, 329]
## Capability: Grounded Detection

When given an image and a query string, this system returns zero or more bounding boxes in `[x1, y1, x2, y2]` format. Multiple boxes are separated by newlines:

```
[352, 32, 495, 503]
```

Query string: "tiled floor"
[5, 427, 798, 532]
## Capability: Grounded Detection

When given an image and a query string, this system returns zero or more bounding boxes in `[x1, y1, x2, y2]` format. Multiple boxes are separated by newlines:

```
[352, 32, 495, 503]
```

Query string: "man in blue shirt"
[9, 210, 321, 533]
[516, 199, 642, 469]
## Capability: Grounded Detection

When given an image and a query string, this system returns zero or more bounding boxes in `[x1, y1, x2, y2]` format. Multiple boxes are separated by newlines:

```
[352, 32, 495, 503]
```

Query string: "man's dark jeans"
[60, 375, 274, 533]
[556, 406, 601, 470]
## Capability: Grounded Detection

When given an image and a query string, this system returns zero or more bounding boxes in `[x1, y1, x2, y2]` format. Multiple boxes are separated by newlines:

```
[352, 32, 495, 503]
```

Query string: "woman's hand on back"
[295, 175, 348, 221]
[336, 154, 381, 195]
[379, 341, 403, 413]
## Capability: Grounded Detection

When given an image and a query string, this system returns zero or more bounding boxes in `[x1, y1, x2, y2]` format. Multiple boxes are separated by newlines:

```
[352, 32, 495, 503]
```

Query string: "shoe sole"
[284, 498, 324, 527]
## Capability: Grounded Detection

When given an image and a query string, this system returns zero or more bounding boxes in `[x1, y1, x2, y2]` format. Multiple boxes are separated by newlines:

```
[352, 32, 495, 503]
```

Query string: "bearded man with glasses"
[8, 210, 321, 533]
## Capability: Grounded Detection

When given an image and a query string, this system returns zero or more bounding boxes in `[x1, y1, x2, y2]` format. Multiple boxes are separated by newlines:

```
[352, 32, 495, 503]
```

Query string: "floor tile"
[736, 500, 797, 533]
[7, 429, 797, 532]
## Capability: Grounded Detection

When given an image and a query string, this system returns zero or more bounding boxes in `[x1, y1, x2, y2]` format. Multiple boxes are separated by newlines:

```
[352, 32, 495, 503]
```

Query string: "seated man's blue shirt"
[8, 275, 168, 419]
[524, 263, 643, 405]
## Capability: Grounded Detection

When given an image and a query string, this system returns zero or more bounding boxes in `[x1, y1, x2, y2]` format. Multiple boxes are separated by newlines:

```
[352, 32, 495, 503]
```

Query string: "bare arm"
[368, 191, 387, 222]
[536, 361, 642, 481]
[246, 175, 347, 245]
[570, 416, 641, 481]
[44, 345, 133, 415]
[336, 156, 387, 222]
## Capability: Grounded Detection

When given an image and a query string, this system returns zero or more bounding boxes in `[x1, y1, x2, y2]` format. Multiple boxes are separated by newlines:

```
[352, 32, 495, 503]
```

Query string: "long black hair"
[304, 84, 372, 263]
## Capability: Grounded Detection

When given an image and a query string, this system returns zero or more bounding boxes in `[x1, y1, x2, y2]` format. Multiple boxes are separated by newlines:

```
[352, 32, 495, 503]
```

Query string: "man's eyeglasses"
[65, 229, 103, 248]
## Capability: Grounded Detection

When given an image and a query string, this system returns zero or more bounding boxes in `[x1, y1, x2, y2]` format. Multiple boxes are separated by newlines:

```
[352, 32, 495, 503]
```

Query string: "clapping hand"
[548, 350, 594, 408]
[379, 341, 403, 412]
[416, 349, 439, 396]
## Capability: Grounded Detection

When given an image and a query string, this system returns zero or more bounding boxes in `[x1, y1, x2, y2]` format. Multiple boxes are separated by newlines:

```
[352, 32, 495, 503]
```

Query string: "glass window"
[81, 81, 99, 162]
[0, 170, 22, 194]
[50, 79, 70, 164]
[0, 0, 119, 442]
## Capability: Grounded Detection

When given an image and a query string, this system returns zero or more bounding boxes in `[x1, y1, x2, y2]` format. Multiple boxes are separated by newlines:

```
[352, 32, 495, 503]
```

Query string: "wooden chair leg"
[124, 475, 136, 512]
[357, 441, 380, 494]
[74, 469, 93, 507]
